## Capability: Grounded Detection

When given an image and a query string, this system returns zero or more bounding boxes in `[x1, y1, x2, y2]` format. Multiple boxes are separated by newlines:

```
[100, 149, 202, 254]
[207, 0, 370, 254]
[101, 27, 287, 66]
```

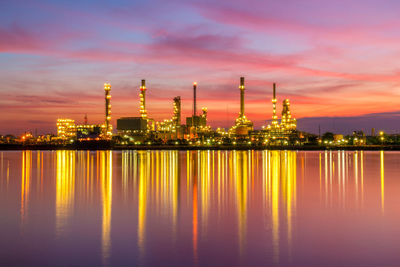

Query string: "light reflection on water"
[0, 150, 399, 266]
[56, 150, 75, 238]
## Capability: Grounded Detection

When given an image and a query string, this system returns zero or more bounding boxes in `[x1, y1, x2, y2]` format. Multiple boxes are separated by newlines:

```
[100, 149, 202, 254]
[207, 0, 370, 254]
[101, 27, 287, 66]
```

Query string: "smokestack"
[193, 82, 197, 117]
[140, 79, 147, 119]
[239, 77, 245, 117]
[104, 83, 112, 138]
[273, 83, 276, 99]
[271, 82, 278, 127]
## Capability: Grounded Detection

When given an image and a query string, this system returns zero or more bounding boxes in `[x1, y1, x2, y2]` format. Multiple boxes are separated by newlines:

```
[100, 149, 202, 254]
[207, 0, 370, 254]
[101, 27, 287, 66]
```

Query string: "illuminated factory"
[262, 83, 297, 144]
[56, 83, 112, 142]
[57, 118, 102, 141]
[56, 76, 300, 145]
[185, 82, 210, 139]
[154, 96, 183, 138]
[116, 80, 150, 139]
[116, 80, 211, 141]
[229, 77, 254, 137]
[56, 119, 76, 140]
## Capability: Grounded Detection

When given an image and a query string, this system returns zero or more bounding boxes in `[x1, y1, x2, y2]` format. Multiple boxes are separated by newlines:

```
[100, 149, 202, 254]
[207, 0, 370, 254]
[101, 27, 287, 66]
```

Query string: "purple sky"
[1, 0, 400, 135]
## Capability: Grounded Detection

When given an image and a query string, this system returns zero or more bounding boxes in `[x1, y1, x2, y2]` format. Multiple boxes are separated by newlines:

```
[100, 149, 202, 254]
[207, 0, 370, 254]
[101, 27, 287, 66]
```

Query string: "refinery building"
[56, 76, 299, 145]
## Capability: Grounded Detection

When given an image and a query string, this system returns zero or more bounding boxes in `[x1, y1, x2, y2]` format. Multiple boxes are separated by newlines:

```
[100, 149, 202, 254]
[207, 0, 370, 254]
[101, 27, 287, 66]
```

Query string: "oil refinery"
[55, 77, 301, 146]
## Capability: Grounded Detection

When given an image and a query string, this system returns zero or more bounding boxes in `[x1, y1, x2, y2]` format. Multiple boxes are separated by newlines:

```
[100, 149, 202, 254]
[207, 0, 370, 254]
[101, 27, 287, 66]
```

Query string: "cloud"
[0, 24, 42, 52]
[2, 0, 400, 134]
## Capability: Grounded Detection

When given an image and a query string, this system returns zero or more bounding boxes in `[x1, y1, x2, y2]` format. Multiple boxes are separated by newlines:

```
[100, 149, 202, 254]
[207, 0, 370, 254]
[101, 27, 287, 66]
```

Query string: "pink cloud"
[3, 1, 400, 134]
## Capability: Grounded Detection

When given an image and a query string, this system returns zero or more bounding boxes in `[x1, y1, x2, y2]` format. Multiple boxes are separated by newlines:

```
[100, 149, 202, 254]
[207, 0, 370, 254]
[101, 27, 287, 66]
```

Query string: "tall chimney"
[193, 82, 197, 117]
[104, 83, 112, 138]
[273, 83, 276, 99]
[272, 82, 278, 127]
[239, 77, 245, 117]
[140, 79, 147, 119]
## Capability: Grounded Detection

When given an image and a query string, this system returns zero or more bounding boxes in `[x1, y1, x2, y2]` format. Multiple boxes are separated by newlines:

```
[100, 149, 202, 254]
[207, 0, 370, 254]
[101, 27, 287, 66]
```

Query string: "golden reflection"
[86, 151, 90, 192]
[101, 151, 113, 264]
[187, 151, 190, 205]
[286, 151, 296, 259]
[40, 152, 44, 193]
[329, 151, 333, 205]
[190, 151, 199, 263]
[200, 151, 211, 236]
[361, 151, 364, 206]
[217, 150, 221, 215]
[101, 150, 303, 263]
[271, 151, 280, 263]
[83, 151, 89, 201]
[121, 151, 137, 202]
[36, 151, 40, 193]
[234, 151, 248, 258]
[170, 151, 179, 243]
[380, 151, 384, 214]
[7, 160, 10, 189]
[319, 153, 322, 196]
[263, 150, 297, 264]
[129, 150, 181, 259]
[56, 151, 76, 237]
[337, 151, 341, 204]
[354, 152, 358, 205]
[137, 151, 148, 259]
[342, 151, 345, 204]
[324, 151, 328, 205]
[11, 149, 392, 264]
[21, 151, 32, 228]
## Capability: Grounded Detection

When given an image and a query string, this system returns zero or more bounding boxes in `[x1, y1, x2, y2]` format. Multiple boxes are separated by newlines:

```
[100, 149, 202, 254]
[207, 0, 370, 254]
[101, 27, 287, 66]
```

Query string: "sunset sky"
[1, 0, 400, 135]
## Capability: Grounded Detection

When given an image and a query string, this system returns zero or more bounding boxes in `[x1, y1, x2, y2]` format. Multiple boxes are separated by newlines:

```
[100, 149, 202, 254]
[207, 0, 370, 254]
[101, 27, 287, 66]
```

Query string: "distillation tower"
[173, 96, 181, 127]
[230, 77, 253, 136]
[104, 83, 112, 138]
[271, 83, 279, 129]
[140, 79, 148, 119]
[281, 99, 296, 130]
[263, 82, 297, 142]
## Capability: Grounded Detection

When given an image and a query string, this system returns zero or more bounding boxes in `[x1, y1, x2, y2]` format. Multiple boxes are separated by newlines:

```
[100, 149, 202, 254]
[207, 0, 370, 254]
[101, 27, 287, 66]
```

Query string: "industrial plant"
[54, 76, 301, 146]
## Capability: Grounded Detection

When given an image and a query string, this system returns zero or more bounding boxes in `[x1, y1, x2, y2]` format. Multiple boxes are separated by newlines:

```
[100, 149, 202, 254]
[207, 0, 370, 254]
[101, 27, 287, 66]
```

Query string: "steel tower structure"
[239, 77, 245, 118]
[139, 79, 147, 119]
[271, 83, 279, 128]
[193, 82, 197, 117]
[104, 83, 112, 138]
[173, 96, 181, 127]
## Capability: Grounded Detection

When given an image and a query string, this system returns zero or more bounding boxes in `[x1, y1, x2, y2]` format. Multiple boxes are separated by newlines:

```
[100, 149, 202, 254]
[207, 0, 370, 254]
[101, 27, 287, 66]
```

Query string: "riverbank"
[1, 143, 400, 151]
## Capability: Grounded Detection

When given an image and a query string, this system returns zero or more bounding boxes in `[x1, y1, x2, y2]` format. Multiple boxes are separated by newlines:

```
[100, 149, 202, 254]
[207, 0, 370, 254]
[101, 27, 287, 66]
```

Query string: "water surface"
[0, 150, 399, 266]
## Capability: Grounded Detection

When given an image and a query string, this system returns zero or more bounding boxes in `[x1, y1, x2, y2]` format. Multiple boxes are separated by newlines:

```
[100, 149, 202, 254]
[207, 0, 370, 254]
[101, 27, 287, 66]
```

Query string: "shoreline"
[0, 144, 399, 151]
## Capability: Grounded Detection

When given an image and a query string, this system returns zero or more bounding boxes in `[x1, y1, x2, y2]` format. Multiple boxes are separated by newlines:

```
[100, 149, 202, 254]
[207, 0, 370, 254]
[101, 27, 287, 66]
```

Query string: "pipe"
[240, 77, 245, 117]
[193, 82, 197, 117]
